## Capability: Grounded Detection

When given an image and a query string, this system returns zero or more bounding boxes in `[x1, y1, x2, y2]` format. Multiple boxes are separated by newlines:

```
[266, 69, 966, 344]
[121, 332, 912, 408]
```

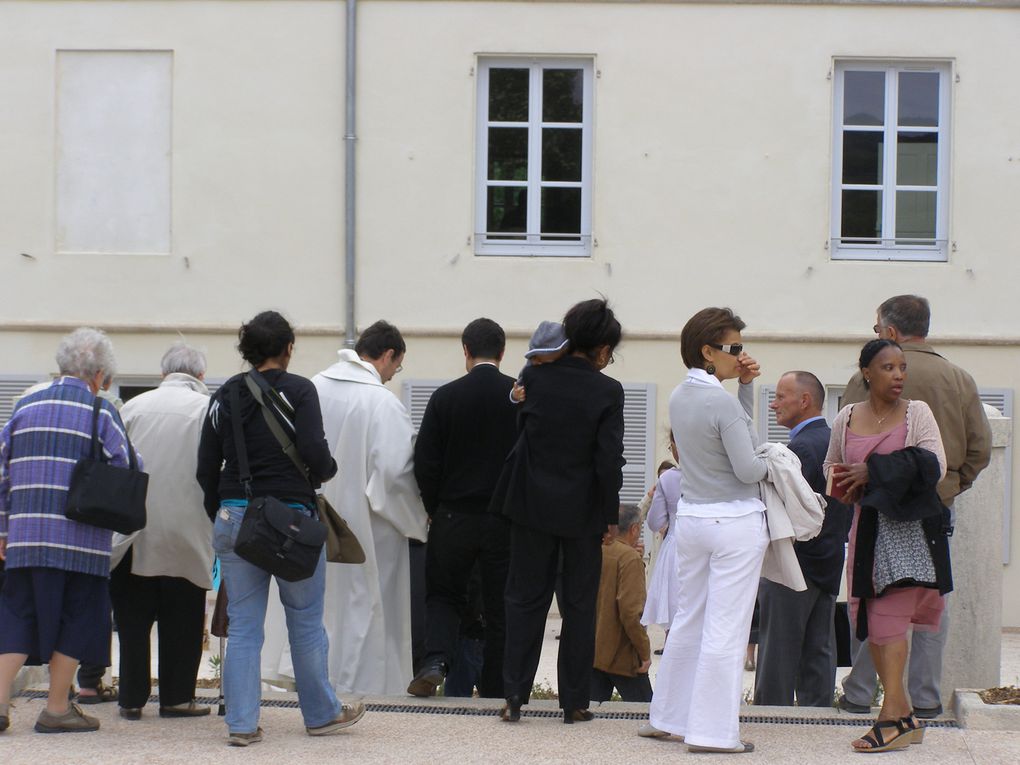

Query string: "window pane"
[896, 132, 938, 187]
[540, 187, 581, 239]
[842, 131, 884, 185]
[898, 72, 939, 127]
[542, 128, 582, 182]
[542, 69, 583, 123]
[841, 190, 882, 242]
[843, 71, 885, 126]
[895, 190, 937, 243]
[488, 68, 529, 122]
[486, 187, 527, 237]
[487, 128, 528, 181]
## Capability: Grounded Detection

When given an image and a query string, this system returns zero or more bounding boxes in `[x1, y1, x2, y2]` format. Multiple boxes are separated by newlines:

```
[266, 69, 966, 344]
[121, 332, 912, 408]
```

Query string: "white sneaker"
[637, 722, 671, 738]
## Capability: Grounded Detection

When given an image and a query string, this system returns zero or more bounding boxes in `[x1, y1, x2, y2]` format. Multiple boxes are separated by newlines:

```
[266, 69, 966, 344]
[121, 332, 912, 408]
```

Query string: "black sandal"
[77, 682, 117, 705]
[852, 718, 912, 753]
[563, 709, 594, 724]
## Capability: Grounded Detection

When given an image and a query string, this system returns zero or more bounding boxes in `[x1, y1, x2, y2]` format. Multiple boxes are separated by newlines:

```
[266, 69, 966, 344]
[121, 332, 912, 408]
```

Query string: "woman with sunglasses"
[642, 307, 766, 754]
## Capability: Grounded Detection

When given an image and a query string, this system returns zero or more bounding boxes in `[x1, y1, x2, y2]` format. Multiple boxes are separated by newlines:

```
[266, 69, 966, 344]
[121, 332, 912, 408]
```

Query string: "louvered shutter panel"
[757, 385, 790, 445]
[620, 383, 656, 504]
[204, 378, 226, 397]
[978, 388, 1013, 564]
[401, 380, 448, 433]
[0, 375, 49, 427]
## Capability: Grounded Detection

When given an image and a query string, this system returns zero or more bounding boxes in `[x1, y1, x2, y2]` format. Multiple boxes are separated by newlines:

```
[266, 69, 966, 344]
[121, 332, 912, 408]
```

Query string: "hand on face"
[737, 352, 760, 385]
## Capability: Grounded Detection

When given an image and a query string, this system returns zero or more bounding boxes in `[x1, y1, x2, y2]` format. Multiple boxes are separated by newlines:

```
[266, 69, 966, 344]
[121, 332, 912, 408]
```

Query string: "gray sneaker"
[34, 703, 100, 733]
[228, 727, 264, 747]
[306, 702, 366, 735]
[1, 702, 10, 733]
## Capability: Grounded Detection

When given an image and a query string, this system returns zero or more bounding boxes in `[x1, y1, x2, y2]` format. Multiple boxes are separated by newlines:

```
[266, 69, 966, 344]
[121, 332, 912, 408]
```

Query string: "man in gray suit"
[754, 372, 850, 706]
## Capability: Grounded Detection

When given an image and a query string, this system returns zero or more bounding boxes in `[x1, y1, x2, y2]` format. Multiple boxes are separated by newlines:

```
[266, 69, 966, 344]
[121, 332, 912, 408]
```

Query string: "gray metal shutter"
[978, 388, 1013, 564]
[0, 375, 49, 427]
[401, 380, 448, 434]
[757, 385, 790, 445]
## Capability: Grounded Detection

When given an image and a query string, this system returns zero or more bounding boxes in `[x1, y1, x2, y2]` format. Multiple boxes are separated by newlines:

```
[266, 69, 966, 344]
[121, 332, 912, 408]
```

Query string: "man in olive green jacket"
[839, 295, 992, 718]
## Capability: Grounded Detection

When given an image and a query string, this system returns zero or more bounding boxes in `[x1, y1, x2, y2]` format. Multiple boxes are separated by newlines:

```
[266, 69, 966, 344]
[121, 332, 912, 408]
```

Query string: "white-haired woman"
[0, 328, 134, 734]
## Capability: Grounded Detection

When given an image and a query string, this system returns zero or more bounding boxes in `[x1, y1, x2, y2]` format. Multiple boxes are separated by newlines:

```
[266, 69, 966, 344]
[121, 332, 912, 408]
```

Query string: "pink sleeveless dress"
[845, 419, 945, 646]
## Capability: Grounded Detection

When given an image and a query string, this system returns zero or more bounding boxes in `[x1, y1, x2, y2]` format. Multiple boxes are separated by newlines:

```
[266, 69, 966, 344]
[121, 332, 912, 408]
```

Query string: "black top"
[413, 364, 518, 516]
[787, 419, 852, 596]
[196, 370, 337, 519]
[490, 355, 625, 538]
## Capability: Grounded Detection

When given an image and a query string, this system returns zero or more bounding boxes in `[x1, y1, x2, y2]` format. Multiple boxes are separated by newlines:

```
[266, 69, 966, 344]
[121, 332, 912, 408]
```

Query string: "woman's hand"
[835, 462, 869, 504]
[602, 524, 618, 546]
[511, 383, 526, 403]
[737, 352, 761, 385]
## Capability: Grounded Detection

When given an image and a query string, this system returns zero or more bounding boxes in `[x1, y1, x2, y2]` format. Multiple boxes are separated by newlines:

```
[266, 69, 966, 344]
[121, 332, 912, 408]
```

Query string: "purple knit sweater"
[0, 377, 136, 576]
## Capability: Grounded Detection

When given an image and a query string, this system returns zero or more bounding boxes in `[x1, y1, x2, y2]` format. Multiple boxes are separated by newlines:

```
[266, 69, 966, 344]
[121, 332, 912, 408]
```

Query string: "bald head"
[770, 371, 825, 430]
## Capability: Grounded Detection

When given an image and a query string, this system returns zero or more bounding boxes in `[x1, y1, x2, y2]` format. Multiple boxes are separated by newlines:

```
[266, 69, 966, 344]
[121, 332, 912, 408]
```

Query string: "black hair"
[858, 339, 902, 389]
[878, 295, 930, 338]
[355, 320, 406, 360]
[679, 307, 746, 370]
[237, 311, 295, 367]
[461, 318, 506, 360]
[562, 298, 622, 361]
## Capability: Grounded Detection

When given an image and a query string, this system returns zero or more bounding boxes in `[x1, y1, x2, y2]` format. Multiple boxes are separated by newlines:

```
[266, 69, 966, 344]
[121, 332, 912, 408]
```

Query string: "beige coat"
[115, 374, 213, 589]
[595, 539, 650, 676]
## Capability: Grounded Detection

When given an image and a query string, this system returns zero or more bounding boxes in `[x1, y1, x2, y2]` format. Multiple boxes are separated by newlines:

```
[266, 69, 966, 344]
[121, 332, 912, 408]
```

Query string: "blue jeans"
[213, 505, 341, 733]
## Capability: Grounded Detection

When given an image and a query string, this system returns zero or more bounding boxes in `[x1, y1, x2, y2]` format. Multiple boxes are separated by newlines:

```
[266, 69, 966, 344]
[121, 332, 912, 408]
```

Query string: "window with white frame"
[475, 57, 593, 257]
[831, 61, 950, 262]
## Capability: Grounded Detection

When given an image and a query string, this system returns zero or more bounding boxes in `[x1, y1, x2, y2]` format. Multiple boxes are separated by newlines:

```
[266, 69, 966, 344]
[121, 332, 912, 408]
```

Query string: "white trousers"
[649, 511, 769, 749]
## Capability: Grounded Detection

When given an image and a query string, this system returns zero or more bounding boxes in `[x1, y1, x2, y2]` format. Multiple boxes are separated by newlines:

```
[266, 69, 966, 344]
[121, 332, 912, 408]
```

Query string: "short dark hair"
[858, 339, 902, 389]
[617, 504, 642, 535]
[787, 371, 825, 410]
[679, 307, 746, 370]
[878, 295, 930, 338]
[237, 311, 294, 367]
[461, 318, 505, 359]
[563, 298, 622, 360]
[355, 320, 406, 360]
[656, 459, 674, 476]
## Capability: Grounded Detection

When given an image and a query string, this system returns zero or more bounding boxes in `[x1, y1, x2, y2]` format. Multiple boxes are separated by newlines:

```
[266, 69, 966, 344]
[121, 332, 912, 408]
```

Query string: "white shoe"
[637, 723, 671, 738]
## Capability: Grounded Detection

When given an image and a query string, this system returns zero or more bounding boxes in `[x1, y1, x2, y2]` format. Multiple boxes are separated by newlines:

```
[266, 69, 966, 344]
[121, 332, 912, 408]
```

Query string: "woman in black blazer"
[495, 299, 625, 724]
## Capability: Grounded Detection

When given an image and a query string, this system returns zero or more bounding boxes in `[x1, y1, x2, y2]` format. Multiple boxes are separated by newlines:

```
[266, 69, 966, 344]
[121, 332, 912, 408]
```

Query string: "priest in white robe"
[262, 321, 428, 696]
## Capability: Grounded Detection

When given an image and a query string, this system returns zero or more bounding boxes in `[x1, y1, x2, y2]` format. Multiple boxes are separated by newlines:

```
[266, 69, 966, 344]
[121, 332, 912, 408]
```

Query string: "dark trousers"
[424, 510, 510, 698]
[109, 554, 207, 708]
[503, 523, 602, 711]
[753, 577, 837, 707]
[409, 540, 427, 673]
[590, 669, 653, 703]
[77, 566, 111, 690]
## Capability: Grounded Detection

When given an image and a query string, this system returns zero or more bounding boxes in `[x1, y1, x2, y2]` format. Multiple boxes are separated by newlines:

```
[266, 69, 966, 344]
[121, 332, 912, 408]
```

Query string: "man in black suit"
[754, 371, 851, 707]
[406, 318, 518, 698]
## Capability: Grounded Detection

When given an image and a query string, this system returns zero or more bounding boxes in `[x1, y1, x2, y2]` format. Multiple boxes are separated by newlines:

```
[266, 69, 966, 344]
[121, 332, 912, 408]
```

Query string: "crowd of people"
[0, 294, 992, 755]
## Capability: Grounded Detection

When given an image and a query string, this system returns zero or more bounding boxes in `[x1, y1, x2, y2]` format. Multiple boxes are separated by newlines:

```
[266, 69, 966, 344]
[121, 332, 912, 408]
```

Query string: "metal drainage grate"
[14, 691, 959, 728]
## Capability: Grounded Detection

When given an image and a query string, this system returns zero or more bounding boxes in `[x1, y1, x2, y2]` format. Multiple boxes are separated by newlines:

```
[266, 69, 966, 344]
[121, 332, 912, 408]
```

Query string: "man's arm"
[413, 394, 444, 517]
[196, 399, 224, 520]
[595, 387, 626, 528]
[617, 555, 651, 665]
[957, 376, 992, 496]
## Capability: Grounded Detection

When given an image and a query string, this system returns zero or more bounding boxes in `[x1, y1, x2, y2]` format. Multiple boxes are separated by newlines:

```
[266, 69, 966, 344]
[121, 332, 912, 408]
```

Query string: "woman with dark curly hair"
[824, 339, 949, 752]
[495, 298, 625, 725]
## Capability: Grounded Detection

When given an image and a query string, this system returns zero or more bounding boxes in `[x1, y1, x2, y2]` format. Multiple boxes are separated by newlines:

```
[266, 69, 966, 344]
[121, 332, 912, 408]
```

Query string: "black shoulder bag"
[65, 398, 148, 534]
[245, 369, 365, 564]
[229, 381, 326, 582]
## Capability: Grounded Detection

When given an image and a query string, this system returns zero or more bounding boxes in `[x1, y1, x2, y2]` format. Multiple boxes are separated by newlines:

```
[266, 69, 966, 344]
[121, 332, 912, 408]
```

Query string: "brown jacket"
[843, 341, 991, 504]
[594, 539, 650, 676]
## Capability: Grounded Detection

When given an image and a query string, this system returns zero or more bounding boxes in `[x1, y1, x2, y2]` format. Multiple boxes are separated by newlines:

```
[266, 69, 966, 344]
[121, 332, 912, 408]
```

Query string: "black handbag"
[65, 398, 148, 534]
[229, 381, 326, 582]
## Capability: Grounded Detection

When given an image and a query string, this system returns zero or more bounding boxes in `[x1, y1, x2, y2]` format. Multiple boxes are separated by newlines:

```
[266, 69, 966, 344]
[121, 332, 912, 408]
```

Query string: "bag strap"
[244, 370, 313, 486]
[90, 396, 139, 470]
[229, 384, 254, 499]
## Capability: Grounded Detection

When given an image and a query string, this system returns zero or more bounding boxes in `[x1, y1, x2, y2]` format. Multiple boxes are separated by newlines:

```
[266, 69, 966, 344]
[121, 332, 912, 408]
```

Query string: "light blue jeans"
[213, 504, 341, 733]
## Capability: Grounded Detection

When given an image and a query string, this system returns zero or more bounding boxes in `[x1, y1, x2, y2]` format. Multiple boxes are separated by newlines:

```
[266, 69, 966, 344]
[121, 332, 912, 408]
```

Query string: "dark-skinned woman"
[824, 339, 949, 752]
[495, 298, 625, 725]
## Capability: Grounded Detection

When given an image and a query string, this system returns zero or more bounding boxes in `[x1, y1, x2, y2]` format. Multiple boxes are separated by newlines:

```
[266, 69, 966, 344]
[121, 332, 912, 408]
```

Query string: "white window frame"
[830, 60, 951, 262]
[474, 56, 594, 258]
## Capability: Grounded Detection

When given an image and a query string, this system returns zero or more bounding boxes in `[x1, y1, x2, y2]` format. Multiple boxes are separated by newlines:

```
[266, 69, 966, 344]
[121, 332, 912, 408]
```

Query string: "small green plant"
[208, 654, 222, 681]
[530, 681, 559, 700]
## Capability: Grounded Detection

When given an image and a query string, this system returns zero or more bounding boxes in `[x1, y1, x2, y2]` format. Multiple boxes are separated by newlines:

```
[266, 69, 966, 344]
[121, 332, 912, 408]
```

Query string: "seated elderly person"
[591, 504, 652, 703]
[0, 328, 135, 734]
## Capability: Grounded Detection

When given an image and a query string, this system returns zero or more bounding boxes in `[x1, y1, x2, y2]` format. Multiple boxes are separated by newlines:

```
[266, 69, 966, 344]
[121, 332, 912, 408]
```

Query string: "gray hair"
[161, 342, 207, 378]
[878, 295, 930, 339]
[618, 504, 642, 536]
[55, 327, 117, 381]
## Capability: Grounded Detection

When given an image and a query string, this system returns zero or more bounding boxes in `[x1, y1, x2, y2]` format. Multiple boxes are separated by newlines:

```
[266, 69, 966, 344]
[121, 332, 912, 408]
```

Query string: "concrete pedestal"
[940, 406, 1011, 706]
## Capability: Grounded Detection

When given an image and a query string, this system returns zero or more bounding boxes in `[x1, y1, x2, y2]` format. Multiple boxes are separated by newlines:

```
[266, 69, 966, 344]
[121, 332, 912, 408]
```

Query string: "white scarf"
[686, 367, 724, 389]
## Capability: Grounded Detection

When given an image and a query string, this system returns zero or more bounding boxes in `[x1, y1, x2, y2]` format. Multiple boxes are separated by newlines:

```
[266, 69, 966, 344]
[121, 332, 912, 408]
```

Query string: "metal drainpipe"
[343, 0, 358, 348]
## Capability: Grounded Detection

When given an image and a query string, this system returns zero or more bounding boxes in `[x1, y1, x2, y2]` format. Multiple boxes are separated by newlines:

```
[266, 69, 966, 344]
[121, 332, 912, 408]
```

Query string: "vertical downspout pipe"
[343, 0, 358, 348]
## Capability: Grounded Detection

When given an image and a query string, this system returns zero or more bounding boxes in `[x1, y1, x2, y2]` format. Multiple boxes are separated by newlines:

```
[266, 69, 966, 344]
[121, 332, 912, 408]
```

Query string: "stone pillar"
[941, 405, 1011, 706]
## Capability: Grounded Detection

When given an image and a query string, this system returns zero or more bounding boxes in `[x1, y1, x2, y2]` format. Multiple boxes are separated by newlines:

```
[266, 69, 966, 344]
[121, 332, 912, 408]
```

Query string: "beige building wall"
[1, 1, 1017, 621]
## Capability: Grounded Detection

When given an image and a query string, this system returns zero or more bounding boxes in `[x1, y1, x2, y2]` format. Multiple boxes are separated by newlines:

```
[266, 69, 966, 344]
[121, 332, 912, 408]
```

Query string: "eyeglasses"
[873, 324, 885, 335]
[707, 343, 743, 357]
[395, 364, 403, 375]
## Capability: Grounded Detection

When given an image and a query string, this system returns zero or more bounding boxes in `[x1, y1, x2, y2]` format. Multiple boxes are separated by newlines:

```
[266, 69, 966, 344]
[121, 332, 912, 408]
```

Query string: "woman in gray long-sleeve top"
[642, 307, 768, 754]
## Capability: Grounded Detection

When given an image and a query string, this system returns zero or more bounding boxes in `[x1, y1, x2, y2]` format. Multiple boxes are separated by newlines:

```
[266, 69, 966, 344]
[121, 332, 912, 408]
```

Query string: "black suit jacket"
[788, 418, 851, 595]
[490, 355, 626, 538]
[413, 364, 518, 516]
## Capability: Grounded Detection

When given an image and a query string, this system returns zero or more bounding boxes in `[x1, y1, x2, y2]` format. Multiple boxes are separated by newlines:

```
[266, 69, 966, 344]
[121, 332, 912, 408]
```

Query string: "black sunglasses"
[708, 343, 743, 357]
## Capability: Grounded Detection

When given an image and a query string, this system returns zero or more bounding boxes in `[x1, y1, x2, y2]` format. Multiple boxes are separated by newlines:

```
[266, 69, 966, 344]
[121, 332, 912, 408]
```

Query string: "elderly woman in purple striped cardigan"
[0, 328, 134, 735]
